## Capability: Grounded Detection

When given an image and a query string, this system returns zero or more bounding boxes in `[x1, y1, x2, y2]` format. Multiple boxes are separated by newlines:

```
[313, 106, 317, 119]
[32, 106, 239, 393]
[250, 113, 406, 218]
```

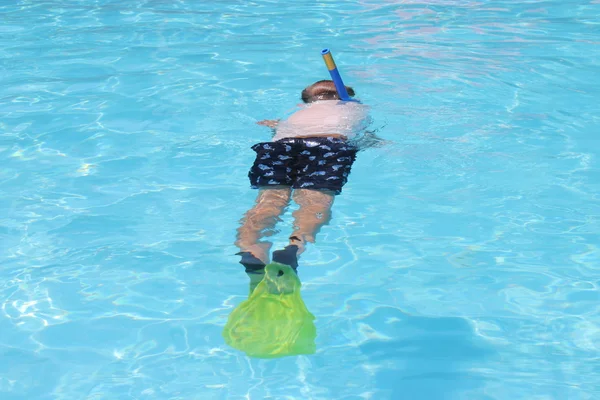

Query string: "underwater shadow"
[358, 306, 495, 400]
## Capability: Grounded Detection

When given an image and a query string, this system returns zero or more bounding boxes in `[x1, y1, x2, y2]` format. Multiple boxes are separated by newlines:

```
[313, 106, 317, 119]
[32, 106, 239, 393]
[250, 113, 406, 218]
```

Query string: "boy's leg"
[235, 187, 292, 264]
[289, 188, 335, 255]
[271, 137, 357, 268]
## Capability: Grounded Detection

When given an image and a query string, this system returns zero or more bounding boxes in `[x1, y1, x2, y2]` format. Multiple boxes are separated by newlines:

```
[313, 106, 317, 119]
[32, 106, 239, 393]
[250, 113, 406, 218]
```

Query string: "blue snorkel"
[321, 48, 358, 102]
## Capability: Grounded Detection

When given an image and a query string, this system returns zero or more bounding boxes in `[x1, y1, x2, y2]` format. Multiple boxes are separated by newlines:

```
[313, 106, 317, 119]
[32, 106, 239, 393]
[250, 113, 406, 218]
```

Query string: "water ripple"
[1, 0, 600, 398]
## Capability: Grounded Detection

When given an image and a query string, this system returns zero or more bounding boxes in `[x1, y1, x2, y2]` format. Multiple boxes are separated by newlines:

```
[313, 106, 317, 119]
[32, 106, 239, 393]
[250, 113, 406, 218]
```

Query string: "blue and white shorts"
[248, 137, 358, 195]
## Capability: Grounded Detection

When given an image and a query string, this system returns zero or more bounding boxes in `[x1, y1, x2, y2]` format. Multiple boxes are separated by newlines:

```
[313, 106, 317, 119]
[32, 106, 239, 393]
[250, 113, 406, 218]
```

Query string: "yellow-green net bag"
[223, 262, 316, 358]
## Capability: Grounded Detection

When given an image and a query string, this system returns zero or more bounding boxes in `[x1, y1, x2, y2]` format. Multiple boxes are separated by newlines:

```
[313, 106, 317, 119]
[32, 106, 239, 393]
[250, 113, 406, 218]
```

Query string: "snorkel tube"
[321, 48, 357, 102]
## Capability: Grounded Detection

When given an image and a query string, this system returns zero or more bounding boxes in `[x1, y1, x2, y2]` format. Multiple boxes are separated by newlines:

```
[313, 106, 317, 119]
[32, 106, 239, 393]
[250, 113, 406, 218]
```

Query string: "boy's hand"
[257, 119, 279, 128]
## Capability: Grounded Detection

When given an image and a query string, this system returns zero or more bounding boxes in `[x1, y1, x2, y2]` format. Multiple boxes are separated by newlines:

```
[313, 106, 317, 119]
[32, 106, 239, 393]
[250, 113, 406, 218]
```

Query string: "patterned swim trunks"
[248, 137, 358, 195]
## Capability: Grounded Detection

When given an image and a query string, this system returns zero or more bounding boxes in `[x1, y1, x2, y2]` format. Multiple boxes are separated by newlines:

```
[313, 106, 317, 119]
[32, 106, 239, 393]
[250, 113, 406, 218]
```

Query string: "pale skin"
[235, 120, 337, 264]
[235, 187, 334, 264]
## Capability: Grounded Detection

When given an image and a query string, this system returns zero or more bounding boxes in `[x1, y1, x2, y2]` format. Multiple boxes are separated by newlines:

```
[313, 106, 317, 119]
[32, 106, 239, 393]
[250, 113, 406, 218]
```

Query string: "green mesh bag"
[223, 262, 316, 358]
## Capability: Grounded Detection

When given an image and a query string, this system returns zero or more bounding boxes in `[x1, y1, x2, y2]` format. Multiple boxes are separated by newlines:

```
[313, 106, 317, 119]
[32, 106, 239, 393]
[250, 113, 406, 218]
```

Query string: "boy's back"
[272, 100, 369, 142]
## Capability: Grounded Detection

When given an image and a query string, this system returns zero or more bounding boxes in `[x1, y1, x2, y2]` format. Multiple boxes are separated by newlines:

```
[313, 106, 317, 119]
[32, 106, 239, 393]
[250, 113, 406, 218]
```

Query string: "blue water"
[1, 0, 599, 398]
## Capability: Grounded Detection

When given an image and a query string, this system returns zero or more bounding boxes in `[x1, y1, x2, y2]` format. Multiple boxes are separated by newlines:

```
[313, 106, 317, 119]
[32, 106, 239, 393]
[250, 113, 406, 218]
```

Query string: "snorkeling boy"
[235, 80, 369, 279]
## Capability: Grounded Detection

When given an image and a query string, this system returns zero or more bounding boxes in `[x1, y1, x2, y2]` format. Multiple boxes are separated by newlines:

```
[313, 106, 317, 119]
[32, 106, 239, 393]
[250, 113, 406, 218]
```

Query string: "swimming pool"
[1, 0, 599, 398]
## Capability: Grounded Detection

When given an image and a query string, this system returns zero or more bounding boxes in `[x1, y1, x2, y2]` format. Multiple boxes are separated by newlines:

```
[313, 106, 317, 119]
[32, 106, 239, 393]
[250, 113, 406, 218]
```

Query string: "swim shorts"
[248, 137, 358, 195]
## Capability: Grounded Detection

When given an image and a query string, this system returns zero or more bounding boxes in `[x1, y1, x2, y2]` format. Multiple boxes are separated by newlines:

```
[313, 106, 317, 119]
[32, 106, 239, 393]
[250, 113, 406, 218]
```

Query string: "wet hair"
[301, 80, 355, 103]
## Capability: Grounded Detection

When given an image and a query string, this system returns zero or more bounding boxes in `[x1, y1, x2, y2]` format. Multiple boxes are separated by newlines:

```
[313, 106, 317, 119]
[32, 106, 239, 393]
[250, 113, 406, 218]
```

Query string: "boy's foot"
[289, 235, 307, 255]
[236, 251, 266, 274]
[236, 242, 271, 270]
[272, 244, 299, 271]
[237, 251, 267, 294]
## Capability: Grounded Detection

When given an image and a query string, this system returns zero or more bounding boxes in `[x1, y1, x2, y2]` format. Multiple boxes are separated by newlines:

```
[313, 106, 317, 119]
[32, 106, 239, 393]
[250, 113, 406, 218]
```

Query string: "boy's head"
[301, 80, 355, 103]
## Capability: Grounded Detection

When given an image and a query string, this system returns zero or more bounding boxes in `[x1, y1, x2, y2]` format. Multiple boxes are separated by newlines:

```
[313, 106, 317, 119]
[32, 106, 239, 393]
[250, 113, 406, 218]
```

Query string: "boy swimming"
[235, 80, 369, 279]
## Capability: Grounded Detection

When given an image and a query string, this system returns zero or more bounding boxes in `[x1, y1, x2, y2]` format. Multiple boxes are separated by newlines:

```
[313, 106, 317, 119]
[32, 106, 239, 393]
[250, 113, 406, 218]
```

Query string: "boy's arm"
[355, 114, 391, 149]
[358, 129, 390, 148]
[257, 119, 280, 129]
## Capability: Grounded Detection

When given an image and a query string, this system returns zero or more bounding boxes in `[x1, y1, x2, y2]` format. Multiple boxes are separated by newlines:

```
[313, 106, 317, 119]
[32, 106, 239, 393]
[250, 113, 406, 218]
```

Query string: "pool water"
[1, 0, 599, 399]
